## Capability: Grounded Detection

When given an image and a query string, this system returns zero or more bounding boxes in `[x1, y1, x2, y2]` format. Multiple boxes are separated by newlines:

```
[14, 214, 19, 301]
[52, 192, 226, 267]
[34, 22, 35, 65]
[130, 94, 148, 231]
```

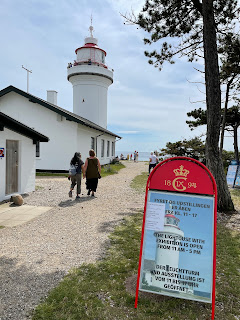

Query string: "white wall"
[70, 74, 111, 129]
[76, 124, 116, 165]
[0, 128, 35, 202]
[0, 92, 116, 170]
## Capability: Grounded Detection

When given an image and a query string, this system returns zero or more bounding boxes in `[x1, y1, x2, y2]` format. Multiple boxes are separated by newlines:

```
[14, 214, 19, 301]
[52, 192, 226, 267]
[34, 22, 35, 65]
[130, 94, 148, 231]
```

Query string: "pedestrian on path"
[149, 151, 157, 174]
[134, 151, 137, 162]
[83, 149, 101, 197]
[69, 152, 85, 199]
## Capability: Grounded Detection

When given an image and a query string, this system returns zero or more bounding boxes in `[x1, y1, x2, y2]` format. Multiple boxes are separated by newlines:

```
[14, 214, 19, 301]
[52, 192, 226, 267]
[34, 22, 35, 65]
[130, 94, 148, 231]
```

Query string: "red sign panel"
[149, 159, 214, 195]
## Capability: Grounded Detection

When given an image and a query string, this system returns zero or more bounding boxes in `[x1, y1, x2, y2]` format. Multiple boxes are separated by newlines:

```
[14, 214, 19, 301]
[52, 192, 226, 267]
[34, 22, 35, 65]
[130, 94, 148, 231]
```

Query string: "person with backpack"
[68, 152, 85, 199]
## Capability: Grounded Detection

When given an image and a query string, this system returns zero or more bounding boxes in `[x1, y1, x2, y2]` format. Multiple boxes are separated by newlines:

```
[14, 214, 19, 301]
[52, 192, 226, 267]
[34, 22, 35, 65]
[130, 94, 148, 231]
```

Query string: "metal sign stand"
[135, 157, 217, 320]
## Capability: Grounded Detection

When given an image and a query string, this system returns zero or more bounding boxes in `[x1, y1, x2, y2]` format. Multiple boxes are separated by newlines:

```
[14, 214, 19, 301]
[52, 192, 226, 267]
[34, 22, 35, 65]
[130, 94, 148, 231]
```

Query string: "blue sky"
[0, 0, 236, 152]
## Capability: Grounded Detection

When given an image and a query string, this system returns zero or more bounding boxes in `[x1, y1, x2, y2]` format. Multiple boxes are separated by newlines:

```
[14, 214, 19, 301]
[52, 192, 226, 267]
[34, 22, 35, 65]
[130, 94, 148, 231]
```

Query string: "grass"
[0, 225, 5, 229]
[36, 172, 69, 177]
[36, 163, 125, 178]
[130, 171, 148, 193]
[101, 163, 125, 178]
[230, 188, 240, 209]
[32, 171, 240, 320]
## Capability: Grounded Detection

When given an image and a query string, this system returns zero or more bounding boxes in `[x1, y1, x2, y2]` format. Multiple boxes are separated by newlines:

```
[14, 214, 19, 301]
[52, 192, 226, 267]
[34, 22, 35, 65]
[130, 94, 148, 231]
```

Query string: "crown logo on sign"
[173, 165, 189, 177]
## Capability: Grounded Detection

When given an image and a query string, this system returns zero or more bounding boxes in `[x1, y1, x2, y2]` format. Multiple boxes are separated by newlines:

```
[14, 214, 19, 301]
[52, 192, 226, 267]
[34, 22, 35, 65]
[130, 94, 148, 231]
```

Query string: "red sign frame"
[135, 157, 217, 320]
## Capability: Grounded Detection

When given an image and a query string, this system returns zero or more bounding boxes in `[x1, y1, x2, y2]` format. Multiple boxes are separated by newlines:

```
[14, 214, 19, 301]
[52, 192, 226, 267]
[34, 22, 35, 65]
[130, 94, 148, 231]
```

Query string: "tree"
[219, 34, 240, 154]
[159, 137, 205, 161]
[187, 105, 240, 163]
[160, 138, 235, 172]
[123, 0, 240, 211]
[225, 106, 240, 163]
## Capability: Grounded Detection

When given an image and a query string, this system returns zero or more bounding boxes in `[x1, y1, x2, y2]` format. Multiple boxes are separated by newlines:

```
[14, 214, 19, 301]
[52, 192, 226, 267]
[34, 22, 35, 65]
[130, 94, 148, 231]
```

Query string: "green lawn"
[36, 163, 125, 178]
[32, 172, 240, 320]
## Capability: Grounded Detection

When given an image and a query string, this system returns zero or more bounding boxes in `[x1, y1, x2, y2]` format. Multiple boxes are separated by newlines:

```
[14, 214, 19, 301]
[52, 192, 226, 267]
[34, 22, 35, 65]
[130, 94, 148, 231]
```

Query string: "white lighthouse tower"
[67, 22, 113, 129]
[152, 213, 184, 290]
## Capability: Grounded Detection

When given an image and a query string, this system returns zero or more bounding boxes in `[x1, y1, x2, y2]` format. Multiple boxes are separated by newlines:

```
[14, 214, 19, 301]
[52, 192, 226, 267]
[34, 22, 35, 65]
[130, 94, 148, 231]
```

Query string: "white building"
[0, 25, 120, 171]
[0, 112, 48, 202]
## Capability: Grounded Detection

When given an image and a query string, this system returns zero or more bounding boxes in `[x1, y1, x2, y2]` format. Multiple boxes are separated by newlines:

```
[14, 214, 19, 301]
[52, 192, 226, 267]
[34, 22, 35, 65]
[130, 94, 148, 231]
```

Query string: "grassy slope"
[32, 172, 240, 320]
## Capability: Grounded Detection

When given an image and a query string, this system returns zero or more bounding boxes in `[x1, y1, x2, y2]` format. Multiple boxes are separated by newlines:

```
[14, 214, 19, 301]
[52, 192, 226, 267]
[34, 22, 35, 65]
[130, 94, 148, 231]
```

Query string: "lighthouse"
[67, 22, 113, 129]
[152, 212, 184, 290]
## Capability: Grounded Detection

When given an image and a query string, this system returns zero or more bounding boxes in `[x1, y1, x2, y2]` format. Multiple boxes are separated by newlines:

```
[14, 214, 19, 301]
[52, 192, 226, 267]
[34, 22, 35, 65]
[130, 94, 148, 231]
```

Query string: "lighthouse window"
[173, 220, 178, 226]
[102, 52, 105, 64]
[166, 217, 172, 224]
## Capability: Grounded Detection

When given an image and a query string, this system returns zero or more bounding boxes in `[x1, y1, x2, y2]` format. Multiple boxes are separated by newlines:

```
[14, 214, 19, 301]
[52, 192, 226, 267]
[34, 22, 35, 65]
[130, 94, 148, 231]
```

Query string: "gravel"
[0, 161, 147, 320]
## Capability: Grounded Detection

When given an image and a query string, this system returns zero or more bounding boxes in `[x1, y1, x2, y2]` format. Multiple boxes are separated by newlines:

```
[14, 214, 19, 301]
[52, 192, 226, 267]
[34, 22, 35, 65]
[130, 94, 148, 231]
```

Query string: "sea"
[115, 151, 151, 162]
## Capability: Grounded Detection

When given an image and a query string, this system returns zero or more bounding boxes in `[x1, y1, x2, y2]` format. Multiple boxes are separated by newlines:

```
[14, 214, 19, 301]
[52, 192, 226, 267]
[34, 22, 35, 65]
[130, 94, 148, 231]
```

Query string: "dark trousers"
[149, 163, 156, 174]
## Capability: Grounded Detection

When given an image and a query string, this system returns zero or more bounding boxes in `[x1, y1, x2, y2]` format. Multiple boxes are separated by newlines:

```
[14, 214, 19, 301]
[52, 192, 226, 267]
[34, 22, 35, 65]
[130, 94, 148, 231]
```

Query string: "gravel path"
[0, 161, 147, 320]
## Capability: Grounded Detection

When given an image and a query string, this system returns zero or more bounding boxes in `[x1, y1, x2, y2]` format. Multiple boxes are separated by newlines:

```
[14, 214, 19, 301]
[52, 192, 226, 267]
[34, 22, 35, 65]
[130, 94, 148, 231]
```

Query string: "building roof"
[0, 112, 49, 142]
[0, 86, 121, 139]
[75, 43, 107, 56]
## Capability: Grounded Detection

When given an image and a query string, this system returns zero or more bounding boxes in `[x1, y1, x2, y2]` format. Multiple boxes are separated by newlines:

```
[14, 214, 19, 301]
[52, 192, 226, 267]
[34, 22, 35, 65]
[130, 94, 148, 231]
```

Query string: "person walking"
[134, 151, 137, 162]
[69, 152, 85, 199]
[149, 151, 157, 175]
[83, 149, 101, 197]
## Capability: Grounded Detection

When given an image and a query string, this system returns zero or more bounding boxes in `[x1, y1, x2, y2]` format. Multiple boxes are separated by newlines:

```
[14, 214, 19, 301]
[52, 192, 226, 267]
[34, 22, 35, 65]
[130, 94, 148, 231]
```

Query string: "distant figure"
[69, 152, 85, 199]
[83, 149, 101, 197]
[127, 154, 129, 160]
[130, 154, 132, 161]
[134, 151, 137, 162]
[136, 152, 139, 163]
[149, 152, 158, 174]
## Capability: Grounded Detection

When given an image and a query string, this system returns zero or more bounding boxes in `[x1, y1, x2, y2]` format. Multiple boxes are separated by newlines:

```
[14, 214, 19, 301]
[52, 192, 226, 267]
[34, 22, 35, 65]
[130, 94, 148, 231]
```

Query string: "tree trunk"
[233, 125, 239, 163]
[202, 0, 234, 211]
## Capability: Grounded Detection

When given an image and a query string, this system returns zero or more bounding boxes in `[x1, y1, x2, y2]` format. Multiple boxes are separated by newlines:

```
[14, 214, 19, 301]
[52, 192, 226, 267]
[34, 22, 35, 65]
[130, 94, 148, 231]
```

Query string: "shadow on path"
[58, 196, 95, 207]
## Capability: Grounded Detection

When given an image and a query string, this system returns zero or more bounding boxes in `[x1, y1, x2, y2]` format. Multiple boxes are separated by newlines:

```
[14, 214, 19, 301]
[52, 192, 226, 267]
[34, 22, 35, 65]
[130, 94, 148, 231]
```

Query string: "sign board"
[0, 148, 4, 158]
[226, 165, 238, 187]
[135, 157, 217, 320]
[233, 165, 240, 188]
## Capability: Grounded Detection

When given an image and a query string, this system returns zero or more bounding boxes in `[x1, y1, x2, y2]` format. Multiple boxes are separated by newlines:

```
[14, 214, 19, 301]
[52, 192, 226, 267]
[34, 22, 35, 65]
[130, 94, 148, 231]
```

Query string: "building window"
[107, 141, 110, 157]
[101, 139, 105, 158]
[91, 137, 95, 150]
[112, 142, 115, 157]
[36, 141, 40, 157]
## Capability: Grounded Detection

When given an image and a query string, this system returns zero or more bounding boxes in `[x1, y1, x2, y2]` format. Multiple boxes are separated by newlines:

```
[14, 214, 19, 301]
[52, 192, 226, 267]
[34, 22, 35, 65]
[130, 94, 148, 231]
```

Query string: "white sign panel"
[145, 202, 165, 231]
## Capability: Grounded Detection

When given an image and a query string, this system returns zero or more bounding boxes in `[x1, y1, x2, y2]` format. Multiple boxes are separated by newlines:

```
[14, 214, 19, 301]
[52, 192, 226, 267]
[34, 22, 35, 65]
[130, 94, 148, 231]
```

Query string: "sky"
[0, 0, 237, 152]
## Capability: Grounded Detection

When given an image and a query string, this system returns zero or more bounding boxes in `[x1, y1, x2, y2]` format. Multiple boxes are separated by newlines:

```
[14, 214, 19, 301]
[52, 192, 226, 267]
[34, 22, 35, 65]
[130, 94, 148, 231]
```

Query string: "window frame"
[107, 140, 110, 157]
[101, 139, 105, 158]
[91, 137, 95, 151]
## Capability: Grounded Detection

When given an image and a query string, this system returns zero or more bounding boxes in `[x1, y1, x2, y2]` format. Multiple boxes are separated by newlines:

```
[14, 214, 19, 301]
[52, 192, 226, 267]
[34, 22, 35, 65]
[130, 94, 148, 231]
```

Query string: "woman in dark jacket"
[69, 152, 84, 199]
[83, 149, 101, 197]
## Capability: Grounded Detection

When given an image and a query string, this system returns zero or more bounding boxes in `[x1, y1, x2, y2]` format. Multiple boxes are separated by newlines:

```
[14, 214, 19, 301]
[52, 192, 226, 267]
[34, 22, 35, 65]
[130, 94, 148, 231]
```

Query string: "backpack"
[69, 165, 77, 176]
